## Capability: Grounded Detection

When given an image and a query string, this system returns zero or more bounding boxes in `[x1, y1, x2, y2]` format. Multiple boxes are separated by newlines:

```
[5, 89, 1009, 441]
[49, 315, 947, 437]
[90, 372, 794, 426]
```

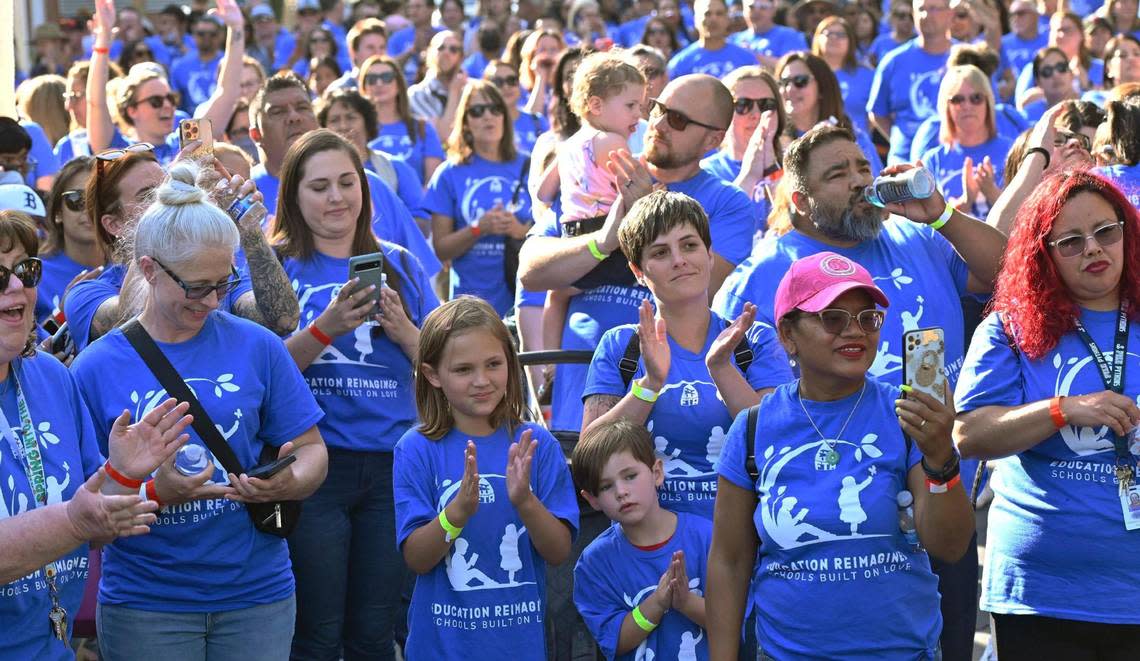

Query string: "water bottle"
[175, 444, 212, 476]
[897, 490, 921, 551]
[226, 193, 268, 229]
[864, 167, 937, 207]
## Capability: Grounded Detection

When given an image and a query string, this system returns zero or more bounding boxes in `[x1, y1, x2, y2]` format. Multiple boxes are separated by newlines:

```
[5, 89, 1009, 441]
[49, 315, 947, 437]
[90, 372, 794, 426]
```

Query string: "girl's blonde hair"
[415, 296, 525, 440]
[569, 49, 645, 120]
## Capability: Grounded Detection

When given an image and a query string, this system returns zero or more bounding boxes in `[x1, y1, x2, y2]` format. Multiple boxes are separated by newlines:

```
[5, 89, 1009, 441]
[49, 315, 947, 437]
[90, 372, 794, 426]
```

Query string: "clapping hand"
[707, 303, 755, 371]
[67, 469, 159, 545]
[637, 299, 669, 391]
[446, 441, 481, 527]
[106, 398, 193, 482]
[506, 429, 537, 508]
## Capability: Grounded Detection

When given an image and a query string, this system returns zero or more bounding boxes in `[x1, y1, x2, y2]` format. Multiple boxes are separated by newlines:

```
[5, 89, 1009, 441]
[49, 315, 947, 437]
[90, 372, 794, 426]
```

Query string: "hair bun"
[157, 161, 208, 207]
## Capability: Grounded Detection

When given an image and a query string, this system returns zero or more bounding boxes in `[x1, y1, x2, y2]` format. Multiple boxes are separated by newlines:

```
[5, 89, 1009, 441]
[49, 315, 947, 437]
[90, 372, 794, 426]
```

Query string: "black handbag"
[561, 215, 639, 289]
[122, 320, 301, 537]
[503, 156, 532, 297]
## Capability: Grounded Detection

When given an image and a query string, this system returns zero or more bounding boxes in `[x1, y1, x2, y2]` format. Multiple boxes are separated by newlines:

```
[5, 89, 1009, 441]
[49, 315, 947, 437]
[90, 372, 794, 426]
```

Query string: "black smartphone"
[347, 251, 384, 317]
[49, 322, 75, 359]
[245, 454, 296, 481]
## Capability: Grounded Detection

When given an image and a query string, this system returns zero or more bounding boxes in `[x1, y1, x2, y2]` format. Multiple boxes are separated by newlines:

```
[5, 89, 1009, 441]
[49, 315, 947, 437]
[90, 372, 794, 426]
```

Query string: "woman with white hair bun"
[71, 161, 328, 659]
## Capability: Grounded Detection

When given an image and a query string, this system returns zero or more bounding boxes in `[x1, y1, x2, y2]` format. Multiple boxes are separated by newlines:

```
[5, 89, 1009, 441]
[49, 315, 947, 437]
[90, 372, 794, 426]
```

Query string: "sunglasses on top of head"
[467, 103, 504, 118]
[734, 97, 779, 115]
[364, 71, 397, 86]
[948, 92, 985, 106]
[779, 73, 812, 89]
[0, 258, 43, 291]
[649, 99, 727, 131]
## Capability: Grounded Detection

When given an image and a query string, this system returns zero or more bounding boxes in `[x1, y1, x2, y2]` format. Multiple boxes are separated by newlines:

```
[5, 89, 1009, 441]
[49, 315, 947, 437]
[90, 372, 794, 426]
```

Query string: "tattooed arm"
[231, 224, 300, 335]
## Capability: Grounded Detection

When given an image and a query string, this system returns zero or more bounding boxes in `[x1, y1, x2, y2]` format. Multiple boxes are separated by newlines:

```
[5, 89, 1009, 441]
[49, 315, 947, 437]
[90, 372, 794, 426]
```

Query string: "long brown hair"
[447, 81, 516, 163]
[812, 16, 858, 71]
[43, 156, 95, 257]
[358, 54, 423, 145]
[415, 296, 525, 440]
[87, 148, 158, 260]
[775, 52, 853, 135]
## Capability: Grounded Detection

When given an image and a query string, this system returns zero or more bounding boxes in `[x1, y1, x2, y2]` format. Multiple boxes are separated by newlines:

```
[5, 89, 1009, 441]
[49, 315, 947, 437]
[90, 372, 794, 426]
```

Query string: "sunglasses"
[364, 71, 397, 86]
[0, 258, 43, 291]
[1038, 62, 1071, 78]
[61, 190, 84, 213]
[822, 30, 848, 39]
[948, 92, 985, 106]
[1054, 130, 1092, 151]
[798, 308, 885, 335]
[649, 99, 726, 132]
[1047, 220, 1124, 258]
[154, 258, 241, 300]
[734, 97, 779, 115]
[437, 44, 462, 54]
[467, 103, 504, 118]
[490, 74, 519, 87]
[779, 74, 812, 89]
[130, 93, 178, 109]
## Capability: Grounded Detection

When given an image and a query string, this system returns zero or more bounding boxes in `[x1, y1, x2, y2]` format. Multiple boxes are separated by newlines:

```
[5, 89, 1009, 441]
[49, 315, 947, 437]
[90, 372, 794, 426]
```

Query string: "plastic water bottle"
[864, 167, 937, 207]
[897, 490, 921, 551]
[175, 445, 212, 476]
[226, 193, 268, 229]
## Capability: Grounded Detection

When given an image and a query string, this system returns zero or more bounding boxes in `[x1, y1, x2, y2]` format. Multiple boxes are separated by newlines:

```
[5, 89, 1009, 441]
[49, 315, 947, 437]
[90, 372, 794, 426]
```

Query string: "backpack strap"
[619, 332, 641, 389]
[732, 336, 754, 374]
[744, 403, 760, 483]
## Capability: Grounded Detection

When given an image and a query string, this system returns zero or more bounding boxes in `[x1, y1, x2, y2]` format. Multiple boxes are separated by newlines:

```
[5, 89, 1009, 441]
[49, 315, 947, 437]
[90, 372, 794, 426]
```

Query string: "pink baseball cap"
[774, 252, 890, 322]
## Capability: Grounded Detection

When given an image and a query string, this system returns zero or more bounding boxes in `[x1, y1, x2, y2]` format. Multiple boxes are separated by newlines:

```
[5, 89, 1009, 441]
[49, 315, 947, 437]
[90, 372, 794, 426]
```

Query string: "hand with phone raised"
[313, 277, 379, 339]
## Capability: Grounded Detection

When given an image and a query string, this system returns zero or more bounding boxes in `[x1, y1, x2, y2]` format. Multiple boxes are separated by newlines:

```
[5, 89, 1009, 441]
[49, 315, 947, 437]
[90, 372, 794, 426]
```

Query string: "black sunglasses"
[154, 258, 241, 300]
[649, 99, 726, 132]
[437, 44, 462, 54]
[364, 71, 397, 86]
[797, 308, 885, 335]
[130, 93, 178, 109]
[1038, 62, 1071, 79]
[61, 190, 84, 213]
[490, 74, 519, 87]
[467, 103, 504, 118]
[779, 74, 812, 89]
[948, 92, 985, 106]
[0, 258, 43, 291]
[734, 97, 779, 115]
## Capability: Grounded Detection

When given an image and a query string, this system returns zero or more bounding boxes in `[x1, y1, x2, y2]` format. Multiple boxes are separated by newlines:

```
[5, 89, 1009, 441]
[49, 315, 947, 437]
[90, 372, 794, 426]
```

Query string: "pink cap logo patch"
[819, 254, 856, 277]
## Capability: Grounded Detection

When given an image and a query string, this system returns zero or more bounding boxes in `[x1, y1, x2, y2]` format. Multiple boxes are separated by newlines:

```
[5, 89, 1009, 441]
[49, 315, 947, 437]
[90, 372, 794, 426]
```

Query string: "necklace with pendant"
[798, 380, 866, 471]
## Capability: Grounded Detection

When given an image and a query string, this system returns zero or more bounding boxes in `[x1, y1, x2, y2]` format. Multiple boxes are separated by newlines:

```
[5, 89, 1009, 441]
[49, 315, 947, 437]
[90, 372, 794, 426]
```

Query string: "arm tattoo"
[581, 394, 622, 433]
[89, 297, 121, 344]
[233, 229, 300, 335]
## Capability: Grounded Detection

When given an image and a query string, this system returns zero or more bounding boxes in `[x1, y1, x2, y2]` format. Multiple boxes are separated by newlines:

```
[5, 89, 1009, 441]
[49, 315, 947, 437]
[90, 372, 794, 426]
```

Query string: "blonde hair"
[569, 49, 646, 121]
[415, 297, 525, 440]
[17, 76, 69, 146]
[113, 69, 168, 129]
[938, 65, 997, 145]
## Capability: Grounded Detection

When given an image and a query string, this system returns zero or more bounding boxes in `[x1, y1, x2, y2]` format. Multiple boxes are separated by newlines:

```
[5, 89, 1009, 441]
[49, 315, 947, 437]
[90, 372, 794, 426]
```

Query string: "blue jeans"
[288, 449, 403, 661]
[97, 594, 295, 661]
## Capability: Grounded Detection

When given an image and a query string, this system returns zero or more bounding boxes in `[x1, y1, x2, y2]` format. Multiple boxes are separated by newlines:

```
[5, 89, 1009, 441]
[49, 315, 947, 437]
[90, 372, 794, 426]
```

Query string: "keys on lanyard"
[44, 565, 68, 642]
[1117, 462, 1135, 494]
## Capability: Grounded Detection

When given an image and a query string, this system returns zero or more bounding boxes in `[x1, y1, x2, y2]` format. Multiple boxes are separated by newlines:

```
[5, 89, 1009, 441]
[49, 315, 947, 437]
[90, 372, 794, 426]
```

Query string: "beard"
[645, 132, 688, 170]
[809, 189, 885, 244]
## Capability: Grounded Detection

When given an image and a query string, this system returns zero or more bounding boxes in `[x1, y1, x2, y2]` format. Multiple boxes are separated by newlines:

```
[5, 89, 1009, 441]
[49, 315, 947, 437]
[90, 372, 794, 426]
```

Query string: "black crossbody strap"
[122, 320, 246, 476]
[745, 403, 760, 483]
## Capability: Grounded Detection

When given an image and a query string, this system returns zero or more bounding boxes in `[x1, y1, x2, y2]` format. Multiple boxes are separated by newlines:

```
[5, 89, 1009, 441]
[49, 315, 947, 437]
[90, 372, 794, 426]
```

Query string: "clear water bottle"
[865, 167, 937, 207]
[897, 490, 921, 551]
[175, 444, 212, 476]
[226, 193, 269, 229]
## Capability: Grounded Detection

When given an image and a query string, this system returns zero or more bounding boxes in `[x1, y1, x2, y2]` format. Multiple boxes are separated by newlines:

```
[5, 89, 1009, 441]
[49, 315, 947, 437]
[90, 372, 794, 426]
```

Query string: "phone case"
[179, 118, 213, 157]
[348, 252, 385, 318]
[904, 327, 946, 402]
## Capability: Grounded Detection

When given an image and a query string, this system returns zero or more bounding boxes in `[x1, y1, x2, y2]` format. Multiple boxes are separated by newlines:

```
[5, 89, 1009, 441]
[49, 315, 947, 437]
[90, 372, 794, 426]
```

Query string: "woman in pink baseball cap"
[707, 251, 974, 660]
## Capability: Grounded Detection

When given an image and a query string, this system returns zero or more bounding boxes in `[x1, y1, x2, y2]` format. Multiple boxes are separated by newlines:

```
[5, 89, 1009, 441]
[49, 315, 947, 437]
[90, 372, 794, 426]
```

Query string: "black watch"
[921, 451, 961, 482]
[762, 162, 780, 177]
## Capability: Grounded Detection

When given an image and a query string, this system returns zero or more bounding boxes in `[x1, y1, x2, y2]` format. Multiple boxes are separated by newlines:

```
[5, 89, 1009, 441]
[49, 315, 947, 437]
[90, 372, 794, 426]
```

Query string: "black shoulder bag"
[122, 320, 301, 537]
[503, 156, 532, 297]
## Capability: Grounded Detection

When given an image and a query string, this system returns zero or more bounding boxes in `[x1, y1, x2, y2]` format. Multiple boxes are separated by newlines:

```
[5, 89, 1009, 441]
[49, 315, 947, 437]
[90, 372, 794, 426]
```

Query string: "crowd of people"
[3, 0, 1140, 659]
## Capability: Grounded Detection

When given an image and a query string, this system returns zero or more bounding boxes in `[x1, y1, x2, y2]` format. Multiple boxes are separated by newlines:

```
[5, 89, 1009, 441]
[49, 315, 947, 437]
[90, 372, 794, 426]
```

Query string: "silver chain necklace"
[798, 380, 867, 449]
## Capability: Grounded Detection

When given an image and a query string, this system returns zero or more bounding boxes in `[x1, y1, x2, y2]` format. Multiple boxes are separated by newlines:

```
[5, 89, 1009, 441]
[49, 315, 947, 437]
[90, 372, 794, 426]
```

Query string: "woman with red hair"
[954, 170, 1140, 656]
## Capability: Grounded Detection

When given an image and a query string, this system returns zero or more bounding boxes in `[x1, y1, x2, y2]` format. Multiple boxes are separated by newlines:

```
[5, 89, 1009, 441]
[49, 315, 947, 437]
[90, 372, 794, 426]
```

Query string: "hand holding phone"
[348, 252, 385, 321]
[179, 118, 214, 159]
[245, 453, 297, 481]
[904, 328, 947, 402]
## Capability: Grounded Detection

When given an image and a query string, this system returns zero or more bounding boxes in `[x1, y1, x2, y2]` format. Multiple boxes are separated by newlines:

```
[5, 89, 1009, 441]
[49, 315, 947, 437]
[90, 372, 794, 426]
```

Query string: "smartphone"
[348, 252, 385, 318]
[178, 118, 214, 158]
[904, 327, 947, 402]
[246, 454, 296, 481]
[49, 322, 76, 359]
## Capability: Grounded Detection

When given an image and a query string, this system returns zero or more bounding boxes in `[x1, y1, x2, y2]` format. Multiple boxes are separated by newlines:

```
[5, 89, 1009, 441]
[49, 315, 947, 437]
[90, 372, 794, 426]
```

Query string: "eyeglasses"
[467, 103, 504, 118]
[153, 258, 241, 300]
[63, 90, 84, 103]
[641, 66, 664, 79]
[1054, 130, 1092, 151]
[310, 35, 330, 44]
[649, 99, 727, 132]
[1047, 221, 1124, 257]
[798, 308, 885, 335]
[822, 30, 848, 39]
[60, 190, 85, 213]
[733, 97, 779, 115]
[94, 143, 156, 216]
[948, 92, 985, 106]
[646, 27, 670, 37]
[1038, 62, 1071, 79]
[0, 258, 43, 291]
[490, 74, 519, 87]
[437, 44, 462, 54]
[363, 71, 397, 86]
[130, 93, 178, 109]
[779, 74, 812, 89]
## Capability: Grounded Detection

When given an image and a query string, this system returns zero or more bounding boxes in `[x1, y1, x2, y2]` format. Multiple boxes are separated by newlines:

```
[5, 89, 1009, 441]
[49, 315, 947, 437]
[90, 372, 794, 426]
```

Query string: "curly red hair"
[994, 170, 1140, 359]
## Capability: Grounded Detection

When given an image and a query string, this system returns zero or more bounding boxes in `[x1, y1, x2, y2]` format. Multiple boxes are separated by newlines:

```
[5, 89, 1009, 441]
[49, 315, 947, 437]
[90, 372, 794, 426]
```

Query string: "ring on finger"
[920, 419, 927, 429]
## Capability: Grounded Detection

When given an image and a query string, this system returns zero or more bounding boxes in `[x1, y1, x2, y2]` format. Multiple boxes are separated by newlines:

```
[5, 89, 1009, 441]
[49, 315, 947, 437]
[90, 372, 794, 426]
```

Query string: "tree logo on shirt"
[460, 175, 527, 226]
[623, 579, 705, 661]
[1050, 349, 1140, 456]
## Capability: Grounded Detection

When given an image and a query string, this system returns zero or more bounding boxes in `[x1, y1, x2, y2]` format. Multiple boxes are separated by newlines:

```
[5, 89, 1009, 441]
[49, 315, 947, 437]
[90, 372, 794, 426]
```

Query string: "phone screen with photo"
[904, 327, 946, 402]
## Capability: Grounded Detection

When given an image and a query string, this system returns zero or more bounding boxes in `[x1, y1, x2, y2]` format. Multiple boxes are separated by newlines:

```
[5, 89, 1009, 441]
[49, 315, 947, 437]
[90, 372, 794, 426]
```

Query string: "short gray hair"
[133, 161, 239, 268]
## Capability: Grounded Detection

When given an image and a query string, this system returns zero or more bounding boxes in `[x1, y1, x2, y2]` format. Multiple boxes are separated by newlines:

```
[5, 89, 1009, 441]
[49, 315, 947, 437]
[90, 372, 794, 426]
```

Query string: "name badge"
[1120, 483, 1140, 531]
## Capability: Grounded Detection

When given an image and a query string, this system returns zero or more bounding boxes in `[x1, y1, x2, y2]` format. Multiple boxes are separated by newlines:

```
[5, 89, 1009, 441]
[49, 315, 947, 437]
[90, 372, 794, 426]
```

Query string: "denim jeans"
[288, 449, 403, 661]
[97, 594, 295, 661]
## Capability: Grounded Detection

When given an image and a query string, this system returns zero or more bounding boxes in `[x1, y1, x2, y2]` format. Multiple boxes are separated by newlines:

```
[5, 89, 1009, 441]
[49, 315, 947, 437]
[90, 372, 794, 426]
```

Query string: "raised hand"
[447, 441, 481, 527]
[506, 429, 537, 508]
[637, 299, 670, 391]
[707, 303, 755, 371]
[107, 399, 193, 481]
[608, 149, 654, 204]
[92, 0, 117, 45]
[975, 156, 1000, 203]
[67, 469, 159, 545]
[961, 156, 980, 206]
[210, 0, 245, 32]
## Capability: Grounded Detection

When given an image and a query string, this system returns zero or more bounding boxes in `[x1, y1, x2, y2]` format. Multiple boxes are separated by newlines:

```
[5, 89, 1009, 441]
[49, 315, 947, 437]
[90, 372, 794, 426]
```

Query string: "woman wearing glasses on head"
[70, 161, 328, 660]
[708, 251, 973, 660]
[482, 60, 549, 155]
[955, 170, 1140, 657]
[358, 54, 446, 186]
[37, 157, 102, 326]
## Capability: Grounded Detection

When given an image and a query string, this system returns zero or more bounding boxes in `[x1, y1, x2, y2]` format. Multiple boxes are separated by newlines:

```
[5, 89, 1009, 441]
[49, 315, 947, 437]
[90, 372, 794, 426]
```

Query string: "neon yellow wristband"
[438, 509, 463, 542]
[929, 203, 954, 231]
[632, 605, 658, 632]
[587, 237, 609, 261]
[631, 380, 659, 403]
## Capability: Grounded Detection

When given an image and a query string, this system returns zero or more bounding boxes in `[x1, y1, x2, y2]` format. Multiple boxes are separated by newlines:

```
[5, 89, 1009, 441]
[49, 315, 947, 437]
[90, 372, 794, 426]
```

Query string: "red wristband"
[308, 324, 333, 346]
[470, 223, 482, 238]
[145, 480, 163, 507]
[926, 474, 961, 494]
[93, 47, 110, 55]
[1049, 396, 1067, 429]
[52, 309, 66, 324]
[104, 461, 144, 488]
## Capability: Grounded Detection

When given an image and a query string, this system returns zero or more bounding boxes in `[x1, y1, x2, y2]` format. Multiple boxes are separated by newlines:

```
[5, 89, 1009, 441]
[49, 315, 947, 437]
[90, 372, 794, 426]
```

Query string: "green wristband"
[587, 238, 609, 261]
[631, 380, 659, 403]
[438, 509, 463, 542]
[632, 605, 658, 632]
[929, 203, 954, 231]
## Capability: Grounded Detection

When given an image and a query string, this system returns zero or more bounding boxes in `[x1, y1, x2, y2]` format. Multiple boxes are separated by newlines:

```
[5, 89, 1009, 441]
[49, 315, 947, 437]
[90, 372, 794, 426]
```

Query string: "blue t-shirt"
[583, 315, 792, 518]
[719, 379, 941, 659]
[365, 151, 428, 219]
[393, 422, 580, 659]
[514, 112, 549, 156]
[955, 310, 1140, 624]
[283, 244, 439, 452]
[0, 355, 103, 661]
[908, 104, 1028, 162]
[729, 25, 807, 61]
[36, 252, 88, 324]
[835, 66, 876, 137]
[668, 170, 755, 267]
[169, 52, 223, 113]
[20, 121, 59, 185]
[70, 312, 324, 611]
[920, 136, 1013, 217]
[53, 128, 130, 163]
[868, 34, 912, 66]
[1094, 163, 1140, 211]
[666, 42, 757, 79]
[367, 120, 446, 185]
[700, 150, 740, 184]
[574, 512, 712, 661]
[1015, 59, 1104, 108]
[1001, 32, 1049, 79]
[867, 41, 949, 165]
[423, 154, 533, 316]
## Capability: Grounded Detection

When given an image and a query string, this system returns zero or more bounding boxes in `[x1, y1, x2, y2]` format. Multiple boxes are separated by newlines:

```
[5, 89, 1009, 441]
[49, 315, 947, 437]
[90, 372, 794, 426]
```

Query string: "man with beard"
[519, 73, 753, 434]
[712, 124, 1005, 661]
[408, 31, 467, 143]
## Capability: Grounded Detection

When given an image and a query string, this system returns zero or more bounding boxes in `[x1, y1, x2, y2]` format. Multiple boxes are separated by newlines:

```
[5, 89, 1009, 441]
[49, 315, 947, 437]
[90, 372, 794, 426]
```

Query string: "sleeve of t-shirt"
[1014, 63, 1035, 108]
[23, 122, 59, 182]
[394, 432, 439, 547]
[422, 163, 455, 219]
[717, 406, 754, 491]
[954, 312, 1025, 413]
[63, 362, 105, 478]
[529, 424, 580, 537]
[572, 545, 625, 659]
[909, 118, 940, 163]
[582, 326, 635, 400]
[708, 186, 755, 266]
[63, 277, 118, 352]
[744, 322, 793, 390]
[392, 158, 427, 218]
[422, 122, 446, 160]
[374, 180, 443, 277]
[868, 55, 893, 117]
[227, 268, 253, 306]
[256, 327, 325, 446]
